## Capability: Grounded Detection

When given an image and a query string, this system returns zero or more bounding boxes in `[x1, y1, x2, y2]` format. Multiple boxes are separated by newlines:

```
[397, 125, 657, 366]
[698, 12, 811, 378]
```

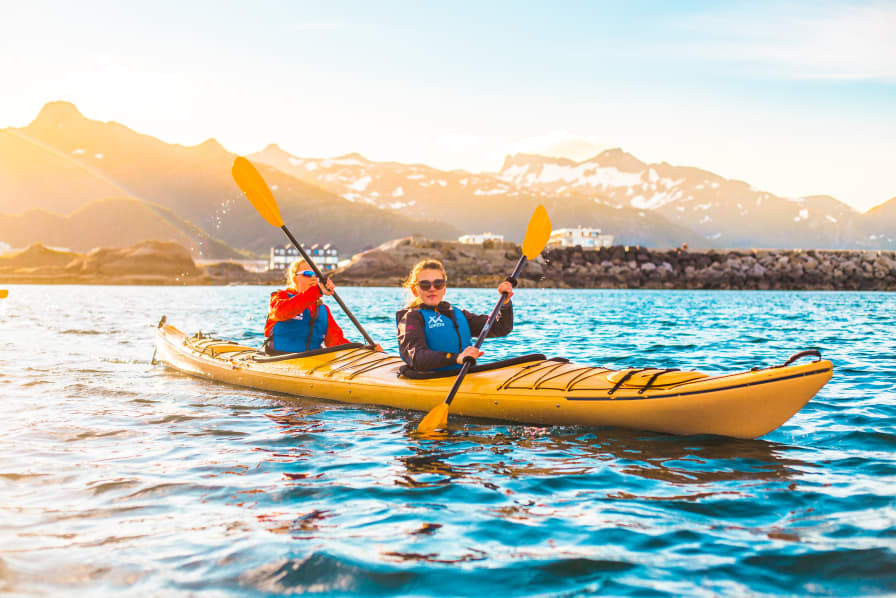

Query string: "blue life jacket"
[270, 299, 330, 352]
[417, 306, 472, 371]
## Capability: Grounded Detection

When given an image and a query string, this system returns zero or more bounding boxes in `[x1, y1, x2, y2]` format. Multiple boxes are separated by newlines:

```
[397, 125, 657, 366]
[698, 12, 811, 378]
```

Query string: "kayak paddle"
[231, 156, 377, 347]
[415, 204, 552, 434]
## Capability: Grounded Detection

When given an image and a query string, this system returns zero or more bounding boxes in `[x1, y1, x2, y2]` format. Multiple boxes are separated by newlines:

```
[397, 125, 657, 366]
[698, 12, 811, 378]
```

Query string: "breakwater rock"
[334, 238, 896, 291]
[539, 246, 896, 291]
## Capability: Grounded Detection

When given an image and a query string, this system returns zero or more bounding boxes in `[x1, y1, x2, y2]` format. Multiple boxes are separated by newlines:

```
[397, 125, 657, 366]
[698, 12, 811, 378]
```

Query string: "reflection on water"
[1, 286, 894, 596]
[395, 426, 803, 493]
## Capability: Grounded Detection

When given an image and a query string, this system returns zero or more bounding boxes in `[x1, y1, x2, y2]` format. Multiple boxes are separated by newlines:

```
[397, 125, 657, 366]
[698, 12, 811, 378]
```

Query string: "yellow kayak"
[154, 320, 833, 439]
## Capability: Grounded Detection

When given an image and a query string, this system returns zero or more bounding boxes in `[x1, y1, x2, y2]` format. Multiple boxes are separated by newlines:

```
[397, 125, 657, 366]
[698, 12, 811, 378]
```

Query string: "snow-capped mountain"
[250, 145, 703, 248]
[251, 145, 543, 211]
[495, 151, 863, 248]
[251, 145, 884, 249]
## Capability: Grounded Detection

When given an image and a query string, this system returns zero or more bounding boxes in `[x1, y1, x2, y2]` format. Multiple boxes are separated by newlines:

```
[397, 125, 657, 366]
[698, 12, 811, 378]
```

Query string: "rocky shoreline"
[0, 241, 283, 286]
[537, 245, 896, 291]
[2, 239, 895, 291]
[333, 238, 896, 291]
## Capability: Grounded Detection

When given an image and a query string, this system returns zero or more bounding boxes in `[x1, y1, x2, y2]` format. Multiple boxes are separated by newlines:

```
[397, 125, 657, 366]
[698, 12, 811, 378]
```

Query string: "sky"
[1, 0, 894, 211]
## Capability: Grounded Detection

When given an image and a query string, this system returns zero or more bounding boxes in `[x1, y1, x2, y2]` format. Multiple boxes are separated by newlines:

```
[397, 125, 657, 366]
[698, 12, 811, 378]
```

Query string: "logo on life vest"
[292, 313, 304, 320]
[427, 313, 445, 328]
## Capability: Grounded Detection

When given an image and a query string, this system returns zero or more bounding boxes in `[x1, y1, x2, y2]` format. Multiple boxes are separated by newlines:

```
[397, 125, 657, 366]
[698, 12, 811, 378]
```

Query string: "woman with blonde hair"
[396, 258, 514, 371]
[264, 260, 349, 353]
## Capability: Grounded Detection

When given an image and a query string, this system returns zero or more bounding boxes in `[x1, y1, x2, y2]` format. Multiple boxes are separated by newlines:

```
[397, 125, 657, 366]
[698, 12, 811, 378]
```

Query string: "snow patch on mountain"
[501, 162, 643, 189]
[631, 189, 682, 210]
[347, 176, 371, 192]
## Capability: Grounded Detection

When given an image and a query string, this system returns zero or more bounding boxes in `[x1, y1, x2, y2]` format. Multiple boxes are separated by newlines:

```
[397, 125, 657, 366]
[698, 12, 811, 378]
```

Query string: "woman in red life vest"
[264, 260, 350, 353]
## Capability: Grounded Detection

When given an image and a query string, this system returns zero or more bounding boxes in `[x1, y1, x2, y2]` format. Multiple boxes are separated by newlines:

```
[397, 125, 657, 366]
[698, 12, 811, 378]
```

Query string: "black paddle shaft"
[443, 254, 528, 407]
[280, 225, 377, 347]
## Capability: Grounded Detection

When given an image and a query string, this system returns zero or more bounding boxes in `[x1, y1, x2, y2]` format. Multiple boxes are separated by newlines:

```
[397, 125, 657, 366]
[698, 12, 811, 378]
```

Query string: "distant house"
[547, 227, 614, 249]
[308, 244, 340, 271]
[459, 232, 504, 244]
[269, 243, 339, 271]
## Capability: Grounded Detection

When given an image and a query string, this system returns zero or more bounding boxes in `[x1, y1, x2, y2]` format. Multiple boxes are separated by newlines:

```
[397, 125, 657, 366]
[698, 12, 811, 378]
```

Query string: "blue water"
[1, 286, 894, 596]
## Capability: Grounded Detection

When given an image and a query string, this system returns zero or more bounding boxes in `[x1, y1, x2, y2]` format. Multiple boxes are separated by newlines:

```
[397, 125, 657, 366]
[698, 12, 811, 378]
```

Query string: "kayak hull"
[154, 323, 833, 439]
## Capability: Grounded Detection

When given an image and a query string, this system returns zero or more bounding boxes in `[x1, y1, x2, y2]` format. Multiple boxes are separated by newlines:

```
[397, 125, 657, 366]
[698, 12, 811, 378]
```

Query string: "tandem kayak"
[154, 319, 833, 439]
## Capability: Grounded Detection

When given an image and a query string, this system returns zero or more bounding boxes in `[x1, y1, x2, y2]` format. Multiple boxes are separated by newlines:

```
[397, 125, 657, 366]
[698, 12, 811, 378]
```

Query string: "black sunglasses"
[416, 279, 446, 291]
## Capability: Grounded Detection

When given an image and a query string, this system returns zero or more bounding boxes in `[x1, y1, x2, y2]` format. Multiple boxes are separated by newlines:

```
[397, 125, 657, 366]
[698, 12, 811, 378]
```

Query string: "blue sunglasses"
[295, 270, 315, 278]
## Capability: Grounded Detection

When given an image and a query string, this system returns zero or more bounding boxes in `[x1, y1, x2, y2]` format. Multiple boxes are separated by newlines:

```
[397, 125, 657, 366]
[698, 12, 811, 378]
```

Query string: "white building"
[458, 232, 504, 244]
[269, 243, 340, 271]
[547, 227, 614, 249]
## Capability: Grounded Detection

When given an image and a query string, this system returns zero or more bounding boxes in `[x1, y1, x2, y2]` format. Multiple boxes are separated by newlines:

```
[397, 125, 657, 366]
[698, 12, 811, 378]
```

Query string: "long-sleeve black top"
[395, 300, 513, 371]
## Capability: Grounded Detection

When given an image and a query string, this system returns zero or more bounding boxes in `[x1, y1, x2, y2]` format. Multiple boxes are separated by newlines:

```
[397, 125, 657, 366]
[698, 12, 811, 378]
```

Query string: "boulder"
[338, 249, 402, 279]
[0, 243, 80, 270]
[66, 240, 204, 280]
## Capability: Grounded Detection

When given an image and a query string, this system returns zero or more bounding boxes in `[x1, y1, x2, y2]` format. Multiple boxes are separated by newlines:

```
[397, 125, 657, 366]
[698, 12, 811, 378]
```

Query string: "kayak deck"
[154, 323, 833, 439]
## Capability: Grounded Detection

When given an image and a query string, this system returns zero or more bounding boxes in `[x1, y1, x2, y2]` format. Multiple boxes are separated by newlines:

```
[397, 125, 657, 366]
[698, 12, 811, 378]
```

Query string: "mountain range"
[251, 146, 894, 250]
[1, 101, 893, 260]
[0, 102, 457, 258]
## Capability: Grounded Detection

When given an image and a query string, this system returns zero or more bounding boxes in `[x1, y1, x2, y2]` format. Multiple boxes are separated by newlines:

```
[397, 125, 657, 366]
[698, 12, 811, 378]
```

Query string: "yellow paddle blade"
[416, 402, 449, 434]
[231, 156, 284, 228]
[0, 289, 7, 299]
[521, 204, 552, 260]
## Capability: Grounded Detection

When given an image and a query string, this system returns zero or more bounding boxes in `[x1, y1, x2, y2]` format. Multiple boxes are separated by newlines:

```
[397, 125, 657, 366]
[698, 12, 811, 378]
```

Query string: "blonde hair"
[286, 260, 310, 286]
[286, 260, 322, 305]
[403, 258, 447, 308]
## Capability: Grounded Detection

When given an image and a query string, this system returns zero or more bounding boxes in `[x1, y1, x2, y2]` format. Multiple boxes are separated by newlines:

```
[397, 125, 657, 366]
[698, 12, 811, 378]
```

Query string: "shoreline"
[2, 239, 895, 291]
[2, 282, 894, 293]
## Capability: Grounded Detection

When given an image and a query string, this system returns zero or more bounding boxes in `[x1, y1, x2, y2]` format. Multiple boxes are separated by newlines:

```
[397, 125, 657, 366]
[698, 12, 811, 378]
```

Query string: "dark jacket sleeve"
[462, 300, 513, 339]
[396, 309, 458, 371]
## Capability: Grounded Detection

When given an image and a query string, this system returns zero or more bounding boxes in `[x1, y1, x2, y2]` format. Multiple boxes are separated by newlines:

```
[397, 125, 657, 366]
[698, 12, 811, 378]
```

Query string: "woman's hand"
[318, 277, 336, 296]
[497, 280, 514, 302]
[456, 346, 483, 364]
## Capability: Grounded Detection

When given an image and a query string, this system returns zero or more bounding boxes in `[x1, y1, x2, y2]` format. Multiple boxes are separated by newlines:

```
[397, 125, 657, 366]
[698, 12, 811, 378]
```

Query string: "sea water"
[0, 286, 894, 596]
